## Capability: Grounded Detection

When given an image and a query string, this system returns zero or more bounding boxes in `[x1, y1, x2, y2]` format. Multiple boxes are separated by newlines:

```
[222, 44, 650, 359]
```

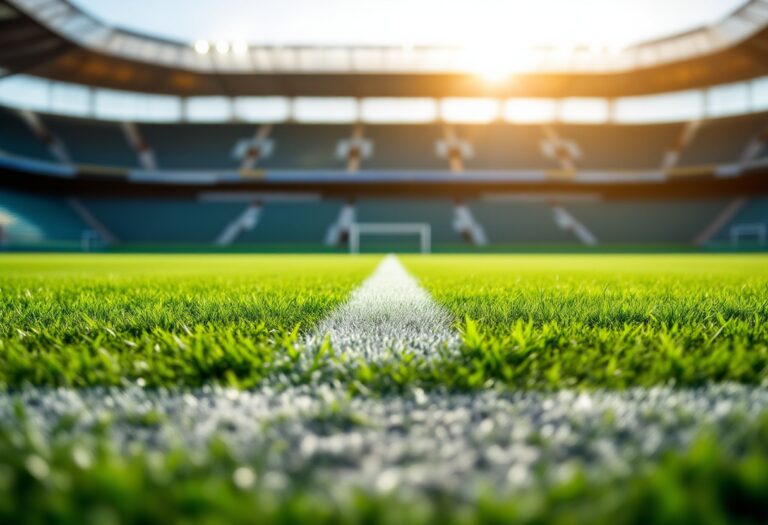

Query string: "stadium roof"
[3, 0, 768, 97]
[68, 0, 745, 49]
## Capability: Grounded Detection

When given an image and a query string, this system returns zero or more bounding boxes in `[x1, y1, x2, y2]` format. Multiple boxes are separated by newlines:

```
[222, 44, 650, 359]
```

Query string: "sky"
[70, 0, 747, 49]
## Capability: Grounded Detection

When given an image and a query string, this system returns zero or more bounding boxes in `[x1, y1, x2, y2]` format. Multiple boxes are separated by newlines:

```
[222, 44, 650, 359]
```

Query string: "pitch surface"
[0, 253, 766, 523]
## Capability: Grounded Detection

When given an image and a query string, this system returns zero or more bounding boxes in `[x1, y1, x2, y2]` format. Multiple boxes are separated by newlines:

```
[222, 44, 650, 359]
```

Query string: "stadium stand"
[44, 116, 137, 168]
[457, 125, 560, 170]
[0, 189, 87, 244]
[678, 113, 768, 166]
[363, 125, 446, 169]
[0, 188, 763, 249]
[468, 201, 577, 244]
[0, 108, 53, 162]
[566, 200, 729, 244]
[555, 124, 682, 170]
[236, 201, 343, 244]
[260, 125, 350, 170]
[82, 199, 245, 243]
[1, 113, 768, 174]
[140, 123, 256, 170]
[0, 0, 768, 249]
[0, 203, 43, 244]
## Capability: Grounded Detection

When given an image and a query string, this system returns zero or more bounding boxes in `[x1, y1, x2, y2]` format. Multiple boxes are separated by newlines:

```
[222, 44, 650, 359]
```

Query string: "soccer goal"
[730, 223, 767, 246]
[349, 223, 431, 254]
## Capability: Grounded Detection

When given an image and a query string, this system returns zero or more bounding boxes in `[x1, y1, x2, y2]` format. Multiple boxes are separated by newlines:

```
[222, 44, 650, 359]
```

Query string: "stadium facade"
[1, 0, 768, 250]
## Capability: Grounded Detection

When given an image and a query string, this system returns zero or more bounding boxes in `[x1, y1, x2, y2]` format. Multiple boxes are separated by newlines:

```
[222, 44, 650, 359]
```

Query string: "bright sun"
[461, 42, 538, 83]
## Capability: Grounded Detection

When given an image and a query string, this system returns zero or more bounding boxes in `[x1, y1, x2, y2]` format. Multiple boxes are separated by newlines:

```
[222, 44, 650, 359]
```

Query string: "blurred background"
[0, 0, 767, 252]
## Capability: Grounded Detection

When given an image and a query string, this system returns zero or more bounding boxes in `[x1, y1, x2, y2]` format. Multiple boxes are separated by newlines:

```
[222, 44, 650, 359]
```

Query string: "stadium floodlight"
[232, 41, 249, 56]
[193, 40, 210, 54]
[216, 41, 231, 54]
[349, 223, 431, 254]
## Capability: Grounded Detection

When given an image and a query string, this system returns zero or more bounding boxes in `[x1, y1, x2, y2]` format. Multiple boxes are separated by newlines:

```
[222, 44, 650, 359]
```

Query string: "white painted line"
[303, 254, 460, 360]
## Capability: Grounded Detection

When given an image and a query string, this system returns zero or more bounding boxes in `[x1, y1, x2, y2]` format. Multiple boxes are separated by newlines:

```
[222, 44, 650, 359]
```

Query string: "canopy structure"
[2, 0, 768, 97]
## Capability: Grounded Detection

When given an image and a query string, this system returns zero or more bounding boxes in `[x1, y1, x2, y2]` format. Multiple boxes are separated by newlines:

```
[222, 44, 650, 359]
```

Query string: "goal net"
[349, 223, 431, 254]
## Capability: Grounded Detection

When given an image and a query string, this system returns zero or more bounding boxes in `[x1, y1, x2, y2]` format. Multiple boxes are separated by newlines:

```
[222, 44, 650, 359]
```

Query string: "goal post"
[349, 223, 431, 254]
[730, 223, 767, 246]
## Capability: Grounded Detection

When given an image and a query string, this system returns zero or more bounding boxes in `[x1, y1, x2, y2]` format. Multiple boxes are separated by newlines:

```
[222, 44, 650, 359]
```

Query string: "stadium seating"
[466, 200, 733, 245]
[2, 108, 768, 173]
[566, 200, 728, 244]
[363, 125, 446, 169]
[1, 104, 766, 250]
[139, 123, 256, 170]
[0, 108, 53, 161]
[0, 201, 43, 244]
[236, 201, 343, 244]
[555, 124, 681, 170]
[82, 199, 245, 243]
[260, 125, 350, 170]
[0, 190, 758, 248]
[457, 124, 560, 170]
[45, 115, 137, 168]
[82, 199, 345, 245]
[678, 113, 768, 166]
[468, 201, 576, 244]
[0, 189, 87, 245]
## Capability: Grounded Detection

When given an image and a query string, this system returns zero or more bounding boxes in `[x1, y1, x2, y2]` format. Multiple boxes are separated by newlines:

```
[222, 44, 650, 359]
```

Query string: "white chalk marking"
[304, 254, 459, 360]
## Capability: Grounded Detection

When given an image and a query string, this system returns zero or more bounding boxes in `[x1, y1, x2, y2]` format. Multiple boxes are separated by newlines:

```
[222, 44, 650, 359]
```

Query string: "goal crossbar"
[730, 222, 767, 246]
[349, 222, 431, 254]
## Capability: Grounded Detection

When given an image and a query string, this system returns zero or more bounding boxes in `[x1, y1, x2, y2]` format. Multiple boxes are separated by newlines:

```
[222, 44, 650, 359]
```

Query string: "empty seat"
[469, 202, 575, 243]
[363, 125, 445, 170]
[678, 114, 768, 167]
[140, 124, 255, 169]
[260, 125, 349, 170]
[237, 201, 342, 244]
[0, 107, 53, 161]
[45, 116, 136, 167]
[567, 200, 728, 244]
[83, 199, 245, 243]
[0, 189, 86, 242]
[458, 124, 558, 170]
[555, 123, 680, 170]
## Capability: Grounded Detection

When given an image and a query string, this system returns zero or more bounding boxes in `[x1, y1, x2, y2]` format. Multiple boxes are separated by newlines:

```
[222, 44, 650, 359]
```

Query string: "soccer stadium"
[0, 0, 767, 522]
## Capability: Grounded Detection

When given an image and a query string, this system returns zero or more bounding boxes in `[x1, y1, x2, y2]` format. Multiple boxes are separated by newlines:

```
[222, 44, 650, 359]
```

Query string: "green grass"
[1, 253, 767, 524]
[1, 414, 767, 525]
[0, 254, 766, 390]
[0, 254, 377, 388]
[404, 254, 768, 390]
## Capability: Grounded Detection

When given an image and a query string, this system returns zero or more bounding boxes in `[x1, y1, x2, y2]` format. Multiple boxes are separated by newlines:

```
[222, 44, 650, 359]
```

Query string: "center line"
[304, 254, 460, 360]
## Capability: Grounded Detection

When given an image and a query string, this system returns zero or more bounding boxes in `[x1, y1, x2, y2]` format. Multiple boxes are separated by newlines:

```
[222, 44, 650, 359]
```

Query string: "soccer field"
[0, 253, 767, 524]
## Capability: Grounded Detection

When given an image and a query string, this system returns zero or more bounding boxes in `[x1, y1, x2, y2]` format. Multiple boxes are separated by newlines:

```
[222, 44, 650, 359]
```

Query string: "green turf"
[1, 253, 767, 524]
[1, 415, 767, 525]
[404, 254, 768, 390]
[0, 254, 378, 388]
[0, 254, 766, 390]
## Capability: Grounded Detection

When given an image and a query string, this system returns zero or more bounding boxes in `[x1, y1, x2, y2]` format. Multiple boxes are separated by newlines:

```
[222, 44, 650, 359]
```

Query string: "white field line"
[303, 254, 460, 360]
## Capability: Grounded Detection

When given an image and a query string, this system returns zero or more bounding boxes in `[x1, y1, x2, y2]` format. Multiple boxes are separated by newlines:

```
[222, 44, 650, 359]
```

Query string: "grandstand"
[0, 0, 767, 251]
